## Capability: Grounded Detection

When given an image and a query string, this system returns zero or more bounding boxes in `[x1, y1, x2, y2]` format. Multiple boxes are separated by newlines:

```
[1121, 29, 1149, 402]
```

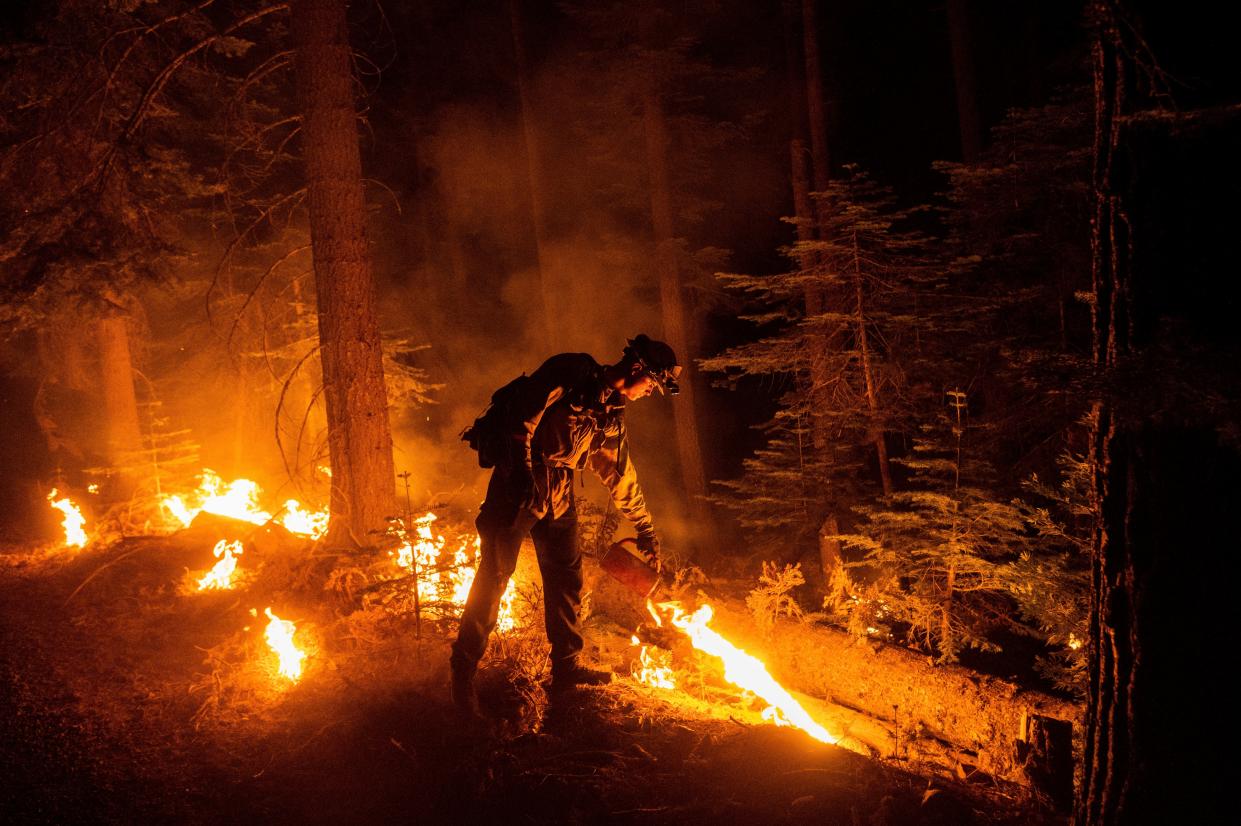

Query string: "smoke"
[1, 1, 789, 556]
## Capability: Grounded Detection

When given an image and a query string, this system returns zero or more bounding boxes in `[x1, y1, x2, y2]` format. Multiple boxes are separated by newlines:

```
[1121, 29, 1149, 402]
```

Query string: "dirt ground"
[0, 535, 1062, 825]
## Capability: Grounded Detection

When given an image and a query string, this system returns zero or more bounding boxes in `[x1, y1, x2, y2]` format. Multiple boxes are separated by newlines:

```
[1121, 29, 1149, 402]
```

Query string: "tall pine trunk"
[785, 0, 841, 575]
[640, 75, 713, 551]
[850, 233, 893, 495]
[801, 0, 831, 198]
[946, 0, 982, 161]
[1078, 3, 1232, 822]
[508, 0, 555, 349]
[291, 0, 395, 548]
[96, 309, 143, 481]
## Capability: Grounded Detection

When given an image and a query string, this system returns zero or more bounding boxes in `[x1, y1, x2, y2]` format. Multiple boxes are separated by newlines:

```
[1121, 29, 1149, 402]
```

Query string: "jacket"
[505, 352, 655, 534]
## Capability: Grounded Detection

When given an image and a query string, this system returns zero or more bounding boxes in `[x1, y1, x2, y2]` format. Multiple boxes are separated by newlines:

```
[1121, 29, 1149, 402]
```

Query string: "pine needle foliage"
[1008, 442, 1092, 695]
[828, 392, 1033, 663]
[745, 561, 805, 633]
[704, 166, 934, 556]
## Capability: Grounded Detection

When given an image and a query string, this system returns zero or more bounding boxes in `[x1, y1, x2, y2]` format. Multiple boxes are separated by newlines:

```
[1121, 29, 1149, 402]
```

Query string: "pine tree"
[704, 166, 931, 559]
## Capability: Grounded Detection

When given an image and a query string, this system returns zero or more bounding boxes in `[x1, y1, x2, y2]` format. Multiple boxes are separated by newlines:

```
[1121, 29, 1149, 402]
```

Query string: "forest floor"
[0, 532, 1063, 825]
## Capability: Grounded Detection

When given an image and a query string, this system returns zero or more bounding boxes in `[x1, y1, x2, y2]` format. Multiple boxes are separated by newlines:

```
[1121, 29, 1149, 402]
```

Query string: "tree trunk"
[1018, 713, 1074, 812]
[1078, 4, 1232, 822]
[1079, 11, 1130, 817]
[640, 75, 713, 553]
[291, 0, 395, 548]
[946, 0, 983, 161]
[851, 234, 893, 495]
[801, 0, 832, 195]
[508, 0, 555, 349]
[96, 310, 143, 474]
[786, 1, 840, 581]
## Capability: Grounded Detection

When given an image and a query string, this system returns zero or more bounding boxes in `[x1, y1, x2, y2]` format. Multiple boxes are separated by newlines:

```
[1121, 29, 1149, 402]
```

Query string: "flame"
[162, 470, 270, 527]
[47, 488, 88, 548]
[264, 607, 305, 681]
[161, 469, 328, 539]
[197, 540, 243, 591]
[630, 635, 677, 689]
[390, 513, 515, 630]
[650, 601, 838, 744]
[280, 500, 329, 540]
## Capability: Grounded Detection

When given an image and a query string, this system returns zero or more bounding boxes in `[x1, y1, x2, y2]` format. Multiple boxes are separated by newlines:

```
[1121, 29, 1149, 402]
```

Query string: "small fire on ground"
[391, 512, 516, 631]
[632, 600, 840, 745]
[47, 488, 88, 548]
[263, 607, 305, 682]
[161, 469, 329, 540]
[197, 540, 243, 591]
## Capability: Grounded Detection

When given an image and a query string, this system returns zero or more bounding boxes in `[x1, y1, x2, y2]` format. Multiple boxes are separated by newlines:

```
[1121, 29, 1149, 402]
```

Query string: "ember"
[196, 540, 243, 591]
[263, 607, 305, 682]
[47, 488, 88, 548]
[651, 601, 839, 744]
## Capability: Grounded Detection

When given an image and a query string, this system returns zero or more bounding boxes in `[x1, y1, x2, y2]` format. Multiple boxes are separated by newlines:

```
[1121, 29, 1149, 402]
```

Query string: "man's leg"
[451, 503, 534, 673]
[531, 502, 584, 667]
[450, 469, 536, 714]
[532, 501, 611, 688]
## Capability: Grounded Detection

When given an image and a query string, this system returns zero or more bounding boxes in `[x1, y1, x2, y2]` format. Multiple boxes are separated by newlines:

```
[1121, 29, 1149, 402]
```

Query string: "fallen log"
[175, 511, 307, 557]
[706, 603, 1081, 783]
[586, 565, 1080, 786]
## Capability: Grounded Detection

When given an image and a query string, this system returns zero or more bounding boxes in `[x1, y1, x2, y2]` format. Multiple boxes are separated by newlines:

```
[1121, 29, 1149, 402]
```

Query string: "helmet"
[624, 334, 681, 395]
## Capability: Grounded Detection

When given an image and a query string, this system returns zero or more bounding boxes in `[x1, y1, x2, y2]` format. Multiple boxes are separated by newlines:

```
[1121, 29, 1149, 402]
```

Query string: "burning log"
[702, 602, 1081, 783]
[590, 556, 1077, 783]
[173, 511, 308, 560]
[161, 469, 329, 541]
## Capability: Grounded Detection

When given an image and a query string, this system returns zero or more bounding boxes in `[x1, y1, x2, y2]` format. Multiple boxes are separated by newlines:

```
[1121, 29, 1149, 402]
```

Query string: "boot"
[548, 659, 614, 692]
[451, 664, 481, 719]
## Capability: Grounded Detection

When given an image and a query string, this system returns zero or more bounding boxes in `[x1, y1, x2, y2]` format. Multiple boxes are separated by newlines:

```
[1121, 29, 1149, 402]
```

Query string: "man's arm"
[588, 416, 659, 561]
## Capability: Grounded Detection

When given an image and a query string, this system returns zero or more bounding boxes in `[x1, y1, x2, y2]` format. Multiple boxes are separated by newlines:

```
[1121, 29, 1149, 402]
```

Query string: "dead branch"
[225, 243, 311, 351]
[206, 185, 307, 328]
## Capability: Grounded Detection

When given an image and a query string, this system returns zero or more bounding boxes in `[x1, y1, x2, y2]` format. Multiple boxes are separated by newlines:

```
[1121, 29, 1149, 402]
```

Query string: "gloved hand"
[635, 529, 661, 569]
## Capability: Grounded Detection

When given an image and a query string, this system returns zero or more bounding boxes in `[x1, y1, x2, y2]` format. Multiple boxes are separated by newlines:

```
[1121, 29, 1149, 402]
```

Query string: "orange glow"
[47, 488, 88, 548]
[279, 500, 329, 540]
[162, 470, 270, 527]
[629, 635, 677, 689]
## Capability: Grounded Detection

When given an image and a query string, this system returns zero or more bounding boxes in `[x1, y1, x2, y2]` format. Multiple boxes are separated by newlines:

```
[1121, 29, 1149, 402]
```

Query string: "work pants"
[450, 465, 583, 673]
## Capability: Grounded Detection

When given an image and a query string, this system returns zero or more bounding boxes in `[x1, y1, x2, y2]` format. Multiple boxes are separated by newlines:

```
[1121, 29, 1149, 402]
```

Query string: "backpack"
[460, 374, 531, 469]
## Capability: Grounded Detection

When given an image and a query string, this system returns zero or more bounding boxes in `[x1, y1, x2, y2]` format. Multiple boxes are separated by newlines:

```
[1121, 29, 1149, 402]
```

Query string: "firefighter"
[451, 335, 679, 716]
